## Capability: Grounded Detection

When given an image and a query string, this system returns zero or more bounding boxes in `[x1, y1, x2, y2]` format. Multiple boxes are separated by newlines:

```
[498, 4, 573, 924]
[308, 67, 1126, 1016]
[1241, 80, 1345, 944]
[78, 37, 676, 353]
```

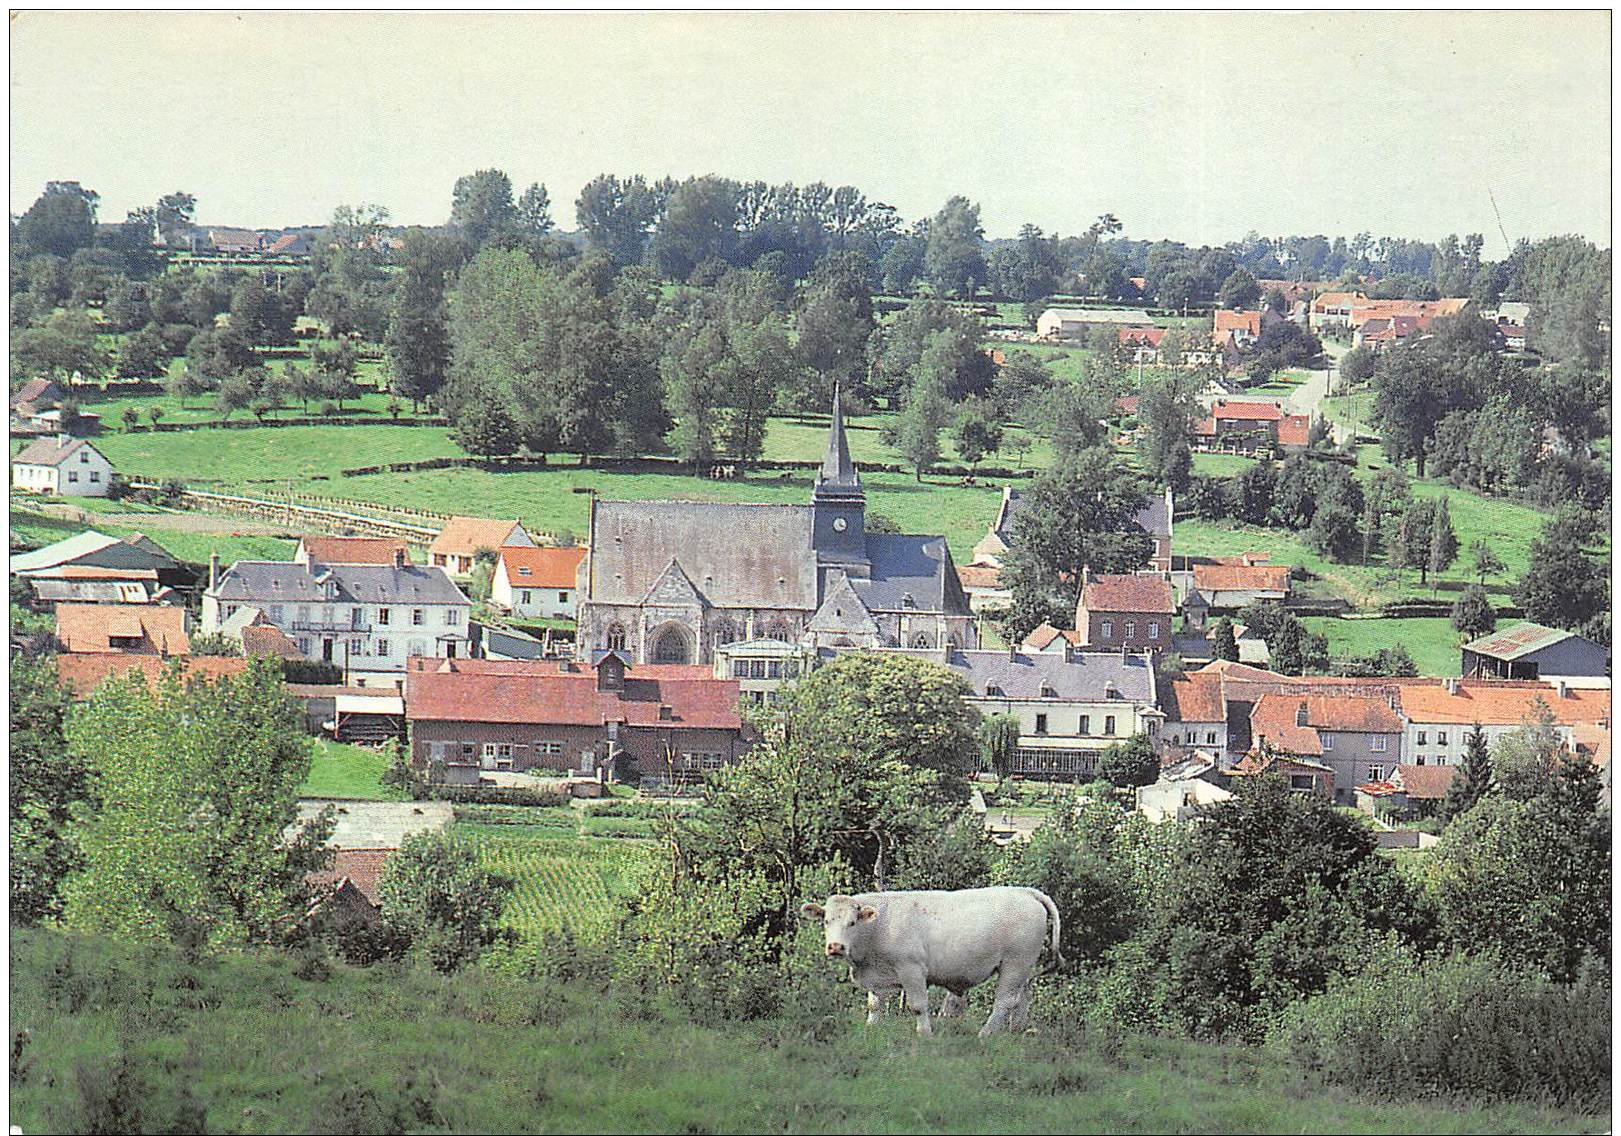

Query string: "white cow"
[801, 886, 1062, 1037]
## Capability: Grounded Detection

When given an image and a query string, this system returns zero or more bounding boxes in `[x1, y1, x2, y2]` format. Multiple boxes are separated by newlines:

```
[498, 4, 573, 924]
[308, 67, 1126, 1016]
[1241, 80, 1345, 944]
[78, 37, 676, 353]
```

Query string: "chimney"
[1295, 702, 1309, 728]
[208, 552, 220, 591]
[1557, 679, 1571, 699]
[393, 546, 406, 569]
[1444, 676, 1460, 696]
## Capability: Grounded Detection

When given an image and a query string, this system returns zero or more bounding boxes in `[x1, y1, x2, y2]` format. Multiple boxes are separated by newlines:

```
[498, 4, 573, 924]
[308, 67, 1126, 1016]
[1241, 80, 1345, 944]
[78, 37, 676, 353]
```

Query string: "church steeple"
[811, 384, 869, 575]
[814, 383, 863, 501]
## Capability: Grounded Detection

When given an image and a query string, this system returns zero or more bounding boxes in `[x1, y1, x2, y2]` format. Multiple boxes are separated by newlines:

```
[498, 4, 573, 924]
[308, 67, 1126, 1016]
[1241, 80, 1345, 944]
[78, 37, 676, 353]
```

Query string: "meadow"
[10, 926, 1604, 1135]
[297, 740, 406, 801]
[1300, 615, 1462, 677]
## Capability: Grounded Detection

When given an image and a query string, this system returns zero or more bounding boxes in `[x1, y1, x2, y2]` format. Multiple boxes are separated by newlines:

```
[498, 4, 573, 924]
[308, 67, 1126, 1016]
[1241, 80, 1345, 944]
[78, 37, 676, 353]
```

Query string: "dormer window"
[517, 567, 531, 577]
[901, 593, 915, 609]
[1295, 703, 1309, 727]
[1039, 683, 1058, 699]
[985, 684, 1003, 697]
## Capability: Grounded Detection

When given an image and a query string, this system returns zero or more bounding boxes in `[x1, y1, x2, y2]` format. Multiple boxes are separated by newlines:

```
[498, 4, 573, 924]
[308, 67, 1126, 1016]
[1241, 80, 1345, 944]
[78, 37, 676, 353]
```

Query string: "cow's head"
[801, 895, 877, 959]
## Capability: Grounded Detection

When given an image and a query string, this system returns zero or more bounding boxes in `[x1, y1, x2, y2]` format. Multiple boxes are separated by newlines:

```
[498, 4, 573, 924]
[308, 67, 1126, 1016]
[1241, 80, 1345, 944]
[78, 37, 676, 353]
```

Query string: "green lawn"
[8, 505, 297, 567]
[11, 927, 1601, 1135]
[1301, 616, 1462, 677]
[297, 739, 405, 801]
[455, 823, 650, 946]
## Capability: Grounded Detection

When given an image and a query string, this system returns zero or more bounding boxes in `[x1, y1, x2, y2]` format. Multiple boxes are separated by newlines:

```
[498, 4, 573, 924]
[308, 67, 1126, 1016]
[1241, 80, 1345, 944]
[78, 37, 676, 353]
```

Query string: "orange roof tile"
[1398, 684, 1610, 727]
[299, 535, 409, 566]
[429, 516, 528, 558]
[499, 545, 586, 589]
[1193, 564, 1291, 593]
[53, 655, 251, 698]
[1081, 573, 1174, 615]
[55, 603, 189, 655]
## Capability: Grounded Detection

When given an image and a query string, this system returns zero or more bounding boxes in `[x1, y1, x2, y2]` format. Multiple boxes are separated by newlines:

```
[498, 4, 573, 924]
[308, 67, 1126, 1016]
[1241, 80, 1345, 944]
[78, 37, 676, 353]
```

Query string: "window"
[1415, 755, 1426, 765]
[1079, 715, 1091, 734]
[606, 623, 627, 651]
[481, 742, 514, 770]
[297, 605, 309, 623]
[558, 590, 569, 604]
[1104, 715, 1116, 735]
[1368, 765, 1385, 782]
[67, 471, 78, 483]
[1100, 620, 1113, 640]
[297, 637, 310, 654]
[1321, 732, 1335, 750]
[913, 633, 932, 648]
[1438, 731, 1449, 747]
[377, 607, 390, 626]
[79, 451, 89, 463]
[412, 609, 424, 626]
[409, 639, 426, 657]
[349, 637, 365, 654]
[517, 566, 531, 577]
[376, 638, 390, 657]
[749, 660, 767, 679]
[1124, 621, 1136, 639]
[445, 609, 461, 626]
[535, 741, 563, 757]
[1371, 735, 1388, 753]
[1206, 731, 1217, 745]
[521, 590, 532, 605]
[1416, 730, 1427, 745]
[1148, 621, 1159, 639]
[733, 660, 748, 678]
[89, 471, 100, 483]
[1034, 713, 1048, 735]
[1289, 774, 1315, 791]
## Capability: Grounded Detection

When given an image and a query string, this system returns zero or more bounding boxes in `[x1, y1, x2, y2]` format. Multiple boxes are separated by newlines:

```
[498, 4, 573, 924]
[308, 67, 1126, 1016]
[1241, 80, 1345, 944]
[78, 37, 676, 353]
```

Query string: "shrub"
[428, 783, 567, 808]
[1269, 950, 1610, 1110]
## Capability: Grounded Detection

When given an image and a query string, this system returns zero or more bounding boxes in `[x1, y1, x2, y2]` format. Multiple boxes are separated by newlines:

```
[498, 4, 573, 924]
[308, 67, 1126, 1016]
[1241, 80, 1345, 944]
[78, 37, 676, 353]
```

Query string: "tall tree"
[1439, 725, 1492, 823]
[923, 196, 988, 299]
[795, 251, 876, 403]
[15, 181, 98, 259]
[575, 173, 658, 267]
[11, 659, 89, 926]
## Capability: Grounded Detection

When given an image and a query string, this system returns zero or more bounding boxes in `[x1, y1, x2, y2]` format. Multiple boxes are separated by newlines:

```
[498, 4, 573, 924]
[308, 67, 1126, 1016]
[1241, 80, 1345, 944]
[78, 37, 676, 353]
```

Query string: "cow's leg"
[979, 964, 1032, 1038]
[939, 991, 967, 1019]
[1009, 981, 1033, 1031]
[866, 989, 884, 1025]
[899, 969, 932, 1037]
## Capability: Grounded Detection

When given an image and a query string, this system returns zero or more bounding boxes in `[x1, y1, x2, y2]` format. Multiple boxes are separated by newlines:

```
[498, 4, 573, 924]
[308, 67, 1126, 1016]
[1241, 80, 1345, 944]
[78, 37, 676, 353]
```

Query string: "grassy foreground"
[10, 928, 1602, 1135]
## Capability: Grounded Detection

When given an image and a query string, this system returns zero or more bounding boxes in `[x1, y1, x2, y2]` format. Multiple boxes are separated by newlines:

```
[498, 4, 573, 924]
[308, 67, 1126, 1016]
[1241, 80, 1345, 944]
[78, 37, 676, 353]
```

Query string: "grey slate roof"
[11, 530, 178, 575]
[478, 623, 548, 660]
[589, 499, 819, 609]
[808, 573, 881, 635]
[814, 385, 863, 497]
[850, 534, 965, 613]
[892, 647, 1157, 703]
[210, 561, 470, 605]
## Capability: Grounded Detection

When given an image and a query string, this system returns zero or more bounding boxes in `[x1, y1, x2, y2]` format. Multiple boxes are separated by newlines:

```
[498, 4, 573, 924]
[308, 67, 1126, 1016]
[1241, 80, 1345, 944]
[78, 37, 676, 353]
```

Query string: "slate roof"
[589, 499, 819, 609]
[12, 436, 105, 467]
[808, 573, 882, 636]
[1463, 621, 1583, 661]
[814, 385, 862, 496]
[500, 545, 586, 589]
[12, 530, 178, 576]
[895, 647, 1156, 703]
[993, 487, 1170, 545]
[209, 561, 470, 606]
[476, 623, 549, 660]
[851, 534, 964, 613]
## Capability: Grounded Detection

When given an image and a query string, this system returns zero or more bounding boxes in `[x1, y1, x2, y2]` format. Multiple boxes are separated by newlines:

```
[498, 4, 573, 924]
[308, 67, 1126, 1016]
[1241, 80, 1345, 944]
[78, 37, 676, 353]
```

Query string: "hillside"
[10, 927, 1604, 1135]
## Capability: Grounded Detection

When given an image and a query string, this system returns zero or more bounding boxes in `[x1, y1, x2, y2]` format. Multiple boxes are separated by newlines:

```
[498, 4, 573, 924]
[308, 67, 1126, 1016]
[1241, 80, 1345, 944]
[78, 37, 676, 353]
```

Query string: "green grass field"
[1300, 616, 1462, 677]
[9, 504, 298, 566]
[11, 927, 1602, 1134]
[297, 739, 405, 801]
[456, 822, 650, 943]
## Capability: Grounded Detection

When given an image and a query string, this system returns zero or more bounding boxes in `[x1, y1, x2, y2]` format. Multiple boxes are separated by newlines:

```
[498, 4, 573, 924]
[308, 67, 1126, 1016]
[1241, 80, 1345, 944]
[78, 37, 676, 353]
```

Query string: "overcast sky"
[10, 10, 1611, 251]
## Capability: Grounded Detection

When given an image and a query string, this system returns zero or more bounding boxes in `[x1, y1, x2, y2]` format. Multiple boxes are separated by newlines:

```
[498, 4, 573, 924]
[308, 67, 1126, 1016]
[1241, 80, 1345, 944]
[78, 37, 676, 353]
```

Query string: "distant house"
[1190, 561, 1291, 611]
[1308, 290, 1367, 330]
[53, 654, 251, 699]
[1461, 622, 1608, 680]
[11, 529, 187, 607]
[1496, 323, 1529, 351]
[12, 436, 116, 497]
[1276, 413, 1313, 453]
[10, 378, 65, 419]
[973, 485, 1172, 575]
[713, 637, 811, 706]
[1036, 307, 1155, 340]
[307, 848, 392, 926]
[1118, 326, 1165, 364]
[1355, 762, 1456, 819]
[1227, 749, 1335, 797]
[295, 535, 411, 568]
[492, 545, 586, 621]
[1193, 399, 1288, 453]
[207, 228, 262, 254]
[215, 605, 305, 659]
[1074, 571, 1175, 653]
[1020, 621, 1084, 655]
[404, 652, 752, 784]
[428, 516, 535, 578]
[889, 645, 1161, 782]
[55, 602, 190, 655]
[1213, 309, 1264, 349]
[1247, 691, 1404, 805]
[1158, 669, 1230, 759]
[264, 232, 315, 256]
[955, 562, 1010, 613]
[1400, 678, 1611, 766]
[474, 622, 551, 662]
[1137, 765, 1233, 823]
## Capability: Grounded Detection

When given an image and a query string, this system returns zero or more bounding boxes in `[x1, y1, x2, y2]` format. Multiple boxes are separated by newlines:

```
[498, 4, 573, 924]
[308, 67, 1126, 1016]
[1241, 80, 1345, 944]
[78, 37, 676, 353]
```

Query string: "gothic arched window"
[605, 623, 626, 651]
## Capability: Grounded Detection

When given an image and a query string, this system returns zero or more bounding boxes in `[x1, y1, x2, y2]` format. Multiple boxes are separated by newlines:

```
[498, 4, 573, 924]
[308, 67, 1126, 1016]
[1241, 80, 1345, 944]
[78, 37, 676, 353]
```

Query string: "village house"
[577, 392, 976, 665]
[52, 654, 251, 699]
[1191, 399, 1288, 453]
[11, 435, 116, 497]
[429, 516, 536, 578]
[206, 227, 263, 254]
[491, 545, 586, 621]
[889, 645, 1161, 782]
[1398, 678, 1611, 767]
[1157, 669, 1231, 760]
[1118, 325, 1165, 364]
[1019, 622, 1084, 655]
[1355, 762, 1456, 819]
[1227, 749, 1336, 797]
[1247, 691, 1405, 805]
[955, 562, 1010, 613]
[55, 602, 191, 655]
[200, 549, 472, 684]
[1074, 570, 1175, 652]
[1189, 560, 1292, 612]
[403, 652, 752, 784]
[9, 377, 65, 421]
[1307, 290, 1366, 331]
[294, 534, 411, 568]
[713, 637, 812, 705]
[11, 529, 188, 608]
[213, 605, 305, 659]
[1460, 621, 1609, 681]
[1213, 309, 1264, 350]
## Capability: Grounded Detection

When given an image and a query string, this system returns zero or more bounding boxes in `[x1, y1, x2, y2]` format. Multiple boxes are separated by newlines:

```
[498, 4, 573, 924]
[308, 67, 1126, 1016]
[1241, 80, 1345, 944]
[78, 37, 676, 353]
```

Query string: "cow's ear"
[799, 902, 825, 921]
[856, 904, 878, 922]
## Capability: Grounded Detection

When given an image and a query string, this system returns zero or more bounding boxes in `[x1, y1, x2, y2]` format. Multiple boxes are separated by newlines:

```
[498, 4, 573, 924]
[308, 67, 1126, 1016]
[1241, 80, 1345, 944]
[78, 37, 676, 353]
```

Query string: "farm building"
[55, 602, 191, 655]
[1461, 622, 1608, 680]
[429, 516, 535, 578]
[11, 529, 188, 607]
[1036, 306, 1155, 340]
[11, 435, 116, 497]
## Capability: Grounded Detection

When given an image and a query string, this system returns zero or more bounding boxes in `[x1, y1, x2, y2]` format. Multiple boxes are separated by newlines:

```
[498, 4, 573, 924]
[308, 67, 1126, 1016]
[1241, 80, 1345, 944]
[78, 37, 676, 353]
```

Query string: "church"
[576, 393, 979, 665]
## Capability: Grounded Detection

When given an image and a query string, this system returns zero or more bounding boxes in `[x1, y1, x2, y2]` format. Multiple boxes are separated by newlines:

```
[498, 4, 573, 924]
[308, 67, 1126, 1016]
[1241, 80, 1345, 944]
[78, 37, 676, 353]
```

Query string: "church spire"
[815, 383, 862, 498]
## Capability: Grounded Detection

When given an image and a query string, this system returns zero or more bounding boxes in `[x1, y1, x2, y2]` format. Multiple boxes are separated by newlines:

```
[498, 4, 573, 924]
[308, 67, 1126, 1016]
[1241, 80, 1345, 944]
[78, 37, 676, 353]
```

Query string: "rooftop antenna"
[1486, 185, 1513, 256]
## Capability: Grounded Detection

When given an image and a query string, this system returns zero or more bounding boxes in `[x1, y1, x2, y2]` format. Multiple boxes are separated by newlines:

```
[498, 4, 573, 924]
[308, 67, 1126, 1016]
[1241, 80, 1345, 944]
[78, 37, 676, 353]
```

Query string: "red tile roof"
[405, 658, 743, 731]
[241, 623, 304, 659]
[54, 654, 252, 698]
[1398, 683, 1611, 726]
[429, 516, 528, 558]
[1193, 564, 1291, 594]
[308, 848, 393, 906]
[299, 535, 409, 566]
[1249, 692, 1403, 756]
[1163, 672, 1225, 722]
[1081, 573, 1174, 615]
[956, 564, 1004, 590]
[1021, 621, 1084, 651]
[1277, 414, 1311, 447]
[55, 603, 189, 655]
[1393, 763, 1456, 800]
[1118, 327, 1165, 348]
[1213, 310, 1263, 335]
[1210, 400, 1285, 422]
[500, 545, 586, 589]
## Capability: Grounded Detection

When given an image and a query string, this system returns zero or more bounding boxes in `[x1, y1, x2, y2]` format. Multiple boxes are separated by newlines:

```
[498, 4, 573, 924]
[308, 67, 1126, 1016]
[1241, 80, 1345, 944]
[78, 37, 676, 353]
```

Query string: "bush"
[281, 658, 344, 685]
[428, 783, 567, 808]
[1269, 950, 1610, 1109]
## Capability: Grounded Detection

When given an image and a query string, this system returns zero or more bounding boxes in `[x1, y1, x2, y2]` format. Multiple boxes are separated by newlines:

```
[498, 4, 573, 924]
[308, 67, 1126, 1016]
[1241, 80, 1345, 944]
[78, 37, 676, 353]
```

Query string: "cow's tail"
[1026, 888, 1065, 973]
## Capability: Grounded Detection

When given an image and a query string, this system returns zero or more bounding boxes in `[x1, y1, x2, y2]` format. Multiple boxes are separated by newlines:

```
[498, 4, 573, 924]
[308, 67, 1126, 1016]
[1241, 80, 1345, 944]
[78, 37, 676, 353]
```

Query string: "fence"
[126, 481, 445, 542]
[337, 453, 1039, 481]
[120, 413, 449, 433]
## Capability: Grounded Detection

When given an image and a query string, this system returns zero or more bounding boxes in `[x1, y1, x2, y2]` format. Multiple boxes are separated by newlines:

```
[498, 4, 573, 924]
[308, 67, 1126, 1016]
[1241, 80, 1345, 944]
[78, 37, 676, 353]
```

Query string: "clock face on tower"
[832, 518, 848, 532]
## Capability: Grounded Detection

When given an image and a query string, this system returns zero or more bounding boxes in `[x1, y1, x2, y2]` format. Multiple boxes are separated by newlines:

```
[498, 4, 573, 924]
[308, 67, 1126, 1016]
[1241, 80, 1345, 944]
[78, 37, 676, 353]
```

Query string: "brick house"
[403, 652, 752, 784]
[1074, 570, 1175, 652]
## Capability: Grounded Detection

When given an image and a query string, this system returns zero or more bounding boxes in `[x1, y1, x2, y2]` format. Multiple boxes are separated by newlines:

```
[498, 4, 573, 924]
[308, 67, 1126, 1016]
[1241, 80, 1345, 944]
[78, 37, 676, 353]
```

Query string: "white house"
[491, 545, 586, 621]
[1036, 307, 1155, 341]
[1397, 679, 1612, 767]
[200, 550, 472, 686]
[11, 436, 116, 497]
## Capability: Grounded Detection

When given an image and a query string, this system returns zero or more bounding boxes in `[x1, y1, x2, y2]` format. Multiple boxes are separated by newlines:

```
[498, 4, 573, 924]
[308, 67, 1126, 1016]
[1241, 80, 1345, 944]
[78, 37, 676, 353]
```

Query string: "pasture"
[455, 820, 650, 944]
[1299, 615, 1462, 677]
[297, 740, 404, 801]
